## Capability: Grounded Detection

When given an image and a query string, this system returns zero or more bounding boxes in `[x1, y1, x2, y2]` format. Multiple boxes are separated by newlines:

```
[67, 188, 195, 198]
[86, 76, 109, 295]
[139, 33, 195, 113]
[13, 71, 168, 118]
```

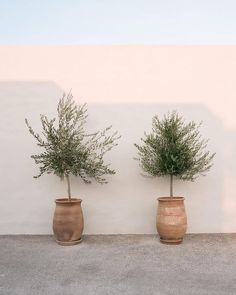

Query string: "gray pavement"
[0, 234, 236, 295]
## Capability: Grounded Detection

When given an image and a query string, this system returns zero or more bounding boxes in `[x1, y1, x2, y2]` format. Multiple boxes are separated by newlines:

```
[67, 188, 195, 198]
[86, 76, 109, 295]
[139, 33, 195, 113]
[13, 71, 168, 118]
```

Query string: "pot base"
[160, 237, 183, 245]
[56, 237, 82, 246]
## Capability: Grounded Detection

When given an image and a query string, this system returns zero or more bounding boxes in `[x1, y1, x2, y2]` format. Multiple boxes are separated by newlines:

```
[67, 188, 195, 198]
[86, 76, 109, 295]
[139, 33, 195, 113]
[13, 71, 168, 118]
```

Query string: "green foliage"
[134, 111, 215, 195]
[25, 92, 120, 185]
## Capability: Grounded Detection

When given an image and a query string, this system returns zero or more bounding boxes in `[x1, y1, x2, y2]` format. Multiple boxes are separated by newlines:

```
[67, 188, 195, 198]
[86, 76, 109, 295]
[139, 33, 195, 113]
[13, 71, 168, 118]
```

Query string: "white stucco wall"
[0, 46, 235, 234]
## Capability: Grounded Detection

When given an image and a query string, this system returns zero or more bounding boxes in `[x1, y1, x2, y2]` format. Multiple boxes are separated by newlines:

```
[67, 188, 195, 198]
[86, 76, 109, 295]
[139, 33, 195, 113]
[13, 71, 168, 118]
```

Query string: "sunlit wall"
[0, 45, 235, 234]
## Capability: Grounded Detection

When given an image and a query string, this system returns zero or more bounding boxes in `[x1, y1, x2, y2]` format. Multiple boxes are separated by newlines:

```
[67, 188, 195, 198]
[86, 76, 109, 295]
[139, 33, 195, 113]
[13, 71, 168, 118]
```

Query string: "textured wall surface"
[0, 46, 235, 234]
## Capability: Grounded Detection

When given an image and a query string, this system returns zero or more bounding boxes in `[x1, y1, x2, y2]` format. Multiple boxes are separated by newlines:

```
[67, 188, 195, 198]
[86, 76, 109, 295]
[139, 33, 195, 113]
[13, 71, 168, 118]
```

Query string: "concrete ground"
[0, 234, 236, 295]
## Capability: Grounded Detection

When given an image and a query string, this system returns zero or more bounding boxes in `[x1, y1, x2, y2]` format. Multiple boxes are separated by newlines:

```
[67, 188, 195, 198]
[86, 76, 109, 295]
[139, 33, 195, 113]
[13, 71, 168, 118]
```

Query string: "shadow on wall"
[0, 81, 64, 234]
[222, 129, 236, 232]
[0, 80, 233, 234]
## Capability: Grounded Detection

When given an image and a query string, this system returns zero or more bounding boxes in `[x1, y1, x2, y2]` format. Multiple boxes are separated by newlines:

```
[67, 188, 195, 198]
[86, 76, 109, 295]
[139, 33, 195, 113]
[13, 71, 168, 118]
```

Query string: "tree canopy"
[26, 93, 120, 187]
[135, 111, 215, 196]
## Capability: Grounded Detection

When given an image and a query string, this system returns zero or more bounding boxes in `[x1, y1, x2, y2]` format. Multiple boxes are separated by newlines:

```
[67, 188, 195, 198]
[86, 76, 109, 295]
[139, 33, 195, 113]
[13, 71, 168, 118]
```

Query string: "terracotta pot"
[156, 197, 187, 244]
[53, 198, 84, 246]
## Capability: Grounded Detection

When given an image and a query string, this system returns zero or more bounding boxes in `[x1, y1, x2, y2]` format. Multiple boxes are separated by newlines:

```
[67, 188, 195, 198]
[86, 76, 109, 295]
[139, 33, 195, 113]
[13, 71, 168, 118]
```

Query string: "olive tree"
[25, 92, 120, 201]
[134, 111, 215, 197]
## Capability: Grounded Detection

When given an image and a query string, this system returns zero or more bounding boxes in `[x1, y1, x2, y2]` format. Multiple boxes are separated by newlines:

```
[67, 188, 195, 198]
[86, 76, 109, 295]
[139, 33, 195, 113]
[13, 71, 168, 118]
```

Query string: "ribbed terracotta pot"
[53, 198, 84, 246]
[156, 197, 187, 245]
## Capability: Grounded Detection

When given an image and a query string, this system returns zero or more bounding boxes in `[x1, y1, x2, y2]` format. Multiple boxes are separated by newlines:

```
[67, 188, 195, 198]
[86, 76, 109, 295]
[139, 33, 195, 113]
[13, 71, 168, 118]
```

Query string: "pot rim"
[157, 196, 185, 202]
[55, 198, 82, 204]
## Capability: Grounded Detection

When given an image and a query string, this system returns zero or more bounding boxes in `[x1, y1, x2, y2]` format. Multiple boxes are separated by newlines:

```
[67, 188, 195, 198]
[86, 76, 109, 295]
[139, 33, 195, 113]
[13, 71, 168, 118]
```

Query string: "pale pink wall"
[1, 45, 236, 127]
[0, 45, 236, 234]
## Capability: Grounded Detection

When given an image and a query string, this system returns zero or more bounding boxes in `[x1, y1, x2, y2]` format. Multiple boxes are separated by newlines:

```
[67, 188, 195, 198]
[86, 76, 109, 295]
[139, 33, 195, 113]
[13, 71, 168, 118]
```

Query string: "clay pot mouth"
[55, 198, 82, 204]
[158, 196, 185, 202]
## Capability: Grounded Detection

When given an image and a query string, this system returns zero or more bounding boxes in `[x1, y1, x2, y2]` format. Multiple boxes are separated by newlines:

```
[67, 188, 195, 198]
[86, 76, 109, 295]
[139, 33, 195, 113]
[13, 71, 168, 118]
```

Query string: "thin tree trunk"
[170, 174, 173, 198]
[65, 174, 72, 201]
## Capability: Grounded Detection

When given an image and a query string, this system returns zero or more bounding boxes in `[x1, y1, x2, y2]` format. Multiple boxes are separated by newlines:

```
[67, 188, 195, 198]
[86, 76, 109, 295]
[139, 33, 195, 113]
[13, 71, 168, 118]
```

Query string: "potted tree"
[134, 111, 215, 244]
[25, 92, 120, 245]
